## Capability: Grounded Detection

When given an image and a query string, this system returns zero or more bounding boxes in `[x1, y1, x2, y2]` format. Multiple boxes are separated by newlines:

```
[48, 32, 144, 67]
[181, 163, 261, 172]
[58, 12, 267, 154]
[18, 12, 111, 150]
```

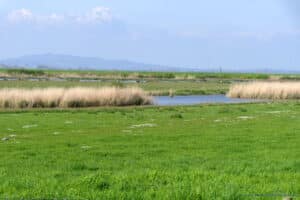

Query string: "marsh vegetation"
[228, 82, 300, 99]
[0, 87, 153, 108]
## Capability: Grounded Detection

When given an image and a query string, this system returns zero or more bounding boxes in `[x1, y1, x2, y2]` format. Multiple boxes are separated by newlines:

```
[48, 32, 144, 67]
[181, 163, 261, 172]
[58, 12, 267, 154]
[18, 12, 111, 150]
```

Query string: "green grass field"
[1, 102, 299, 199]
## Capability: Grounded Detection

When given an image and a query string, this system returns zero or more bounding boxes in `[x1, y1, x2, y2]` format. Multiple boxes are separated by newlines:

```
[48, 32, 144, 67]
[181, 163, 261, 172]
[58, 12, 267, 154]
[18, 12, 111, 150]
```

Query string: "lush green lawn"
[0, 102, 299, 199]
[0, 80, 230, 95]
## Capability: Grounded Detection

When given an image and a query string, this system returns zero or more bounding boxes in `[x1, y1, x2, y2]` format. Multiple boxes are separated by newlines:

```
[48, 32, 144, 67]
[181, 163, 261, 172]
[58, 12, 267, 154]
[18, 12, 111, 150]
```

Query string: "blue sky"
[0, 0, 299, 70]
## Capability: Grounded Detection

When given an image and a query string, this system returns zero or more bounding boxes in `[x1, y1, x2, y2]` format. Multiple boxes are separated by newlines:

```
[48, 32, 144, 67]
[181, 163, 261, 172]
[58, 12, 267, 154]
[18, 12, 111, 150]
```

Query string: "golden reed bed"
[227, 82, 300, 99]
[0, 87, 153, 108]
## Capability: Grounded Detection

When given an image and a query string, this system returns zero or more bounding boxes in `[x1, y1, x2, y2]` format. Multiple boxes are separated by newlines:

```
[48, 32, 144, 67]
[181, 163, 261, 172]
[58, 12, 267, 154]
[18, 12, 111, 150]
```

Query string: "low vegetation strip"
[0, 68, 272, 80]
[228, 82, 300, 99]
[0, 87, 153, 108]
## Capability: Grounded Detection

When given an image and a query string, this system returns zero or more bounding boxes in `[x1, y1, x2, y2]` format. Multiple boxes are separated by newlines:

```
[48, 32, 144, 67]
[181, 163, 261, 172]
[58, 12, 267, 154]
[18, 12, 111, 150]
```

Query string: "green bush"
[7, 68, 45, 76]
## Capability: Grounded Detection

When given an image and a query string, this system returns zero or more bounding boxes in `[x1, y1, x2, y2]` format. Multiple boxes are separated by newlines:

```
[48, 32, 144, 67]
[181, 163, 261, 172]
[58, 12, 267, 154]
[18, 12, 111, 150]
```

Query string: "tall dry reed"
[0, 87, 153, 108]
[227, 82, 300, 99]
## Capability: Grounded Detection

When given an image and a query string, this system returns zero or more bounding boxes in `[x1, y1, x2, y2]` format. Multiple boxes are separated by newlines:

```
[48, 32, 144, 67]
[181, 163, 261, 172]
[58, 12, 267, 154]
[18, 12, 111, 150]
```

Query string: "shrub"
[7, 69, 45, 76]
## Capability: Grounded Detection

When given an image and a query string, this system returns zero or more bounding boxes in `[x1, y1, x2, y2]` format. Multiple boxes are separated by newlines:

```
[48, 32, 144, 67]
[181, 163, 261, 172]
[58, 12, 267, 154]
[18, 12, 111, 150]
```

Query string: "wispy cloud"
[6, 7, 113, 24]
[7, 8, 34, 22]
[75, 7, 113, 23]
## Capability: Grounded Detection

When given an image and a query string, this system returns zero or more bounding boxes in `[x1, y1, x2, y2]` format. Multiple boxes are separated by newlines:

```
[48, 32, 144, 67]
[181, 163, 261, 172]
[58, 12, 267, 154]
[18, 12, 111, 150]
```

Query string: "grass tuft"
[170, 113, 183, 119]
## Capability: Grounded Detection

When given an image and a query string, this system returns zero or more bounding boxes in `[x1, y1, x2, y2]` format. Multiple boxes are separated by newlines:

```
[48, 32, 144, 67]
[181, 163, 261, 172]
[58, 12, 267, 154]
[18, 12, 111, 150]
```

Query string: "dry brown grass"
[227, 81, 300, 99]
[0, 87, 153, 108]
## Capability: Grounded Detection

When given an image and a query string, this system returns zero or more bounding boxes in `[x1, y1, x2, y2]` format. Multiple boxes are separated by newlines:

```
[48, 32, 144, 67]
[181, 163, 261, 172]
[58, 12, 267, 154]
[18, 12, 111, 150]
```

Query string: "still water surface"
[154, 95, 259, 106]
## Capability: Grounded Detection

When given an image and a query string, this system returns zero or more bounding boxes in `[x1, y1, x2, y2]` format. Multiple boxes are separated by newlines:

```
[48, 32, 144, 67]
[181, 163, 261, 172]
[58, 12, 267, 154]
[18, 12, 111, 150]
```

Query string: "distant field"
[0, 102, 299, 199]
[1, 68, 300, 96]
[2, 68, 300, 96]
[0, 80, 231, 96]
[0, 68, 283, 80]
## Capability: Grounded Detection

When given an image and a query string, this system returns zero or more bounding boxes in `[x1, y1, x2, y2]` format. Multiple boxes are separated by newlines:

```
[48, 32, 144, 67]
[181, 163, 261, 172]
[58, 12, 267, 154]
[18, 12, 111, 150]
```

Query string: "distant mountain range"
[0, 54, 191, 72]
[0, 54, 299, 74]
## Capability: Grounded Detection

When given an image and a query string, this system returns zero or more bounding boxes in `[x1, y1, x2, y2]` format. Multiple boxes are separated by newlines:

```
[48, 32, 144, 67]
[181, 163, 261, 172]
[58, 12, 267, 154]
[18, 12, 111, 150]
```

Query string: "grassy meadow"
[1, 103, 300, 199]
[1, 69, 300, 199]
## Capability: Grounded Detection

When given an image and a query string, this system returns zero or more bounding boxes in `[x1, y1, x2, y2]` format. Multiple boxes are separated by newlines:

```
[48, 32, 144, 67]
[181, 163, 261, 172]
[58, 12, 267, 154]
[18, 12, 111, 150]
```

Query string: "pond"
[154, 95, 260, 106]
